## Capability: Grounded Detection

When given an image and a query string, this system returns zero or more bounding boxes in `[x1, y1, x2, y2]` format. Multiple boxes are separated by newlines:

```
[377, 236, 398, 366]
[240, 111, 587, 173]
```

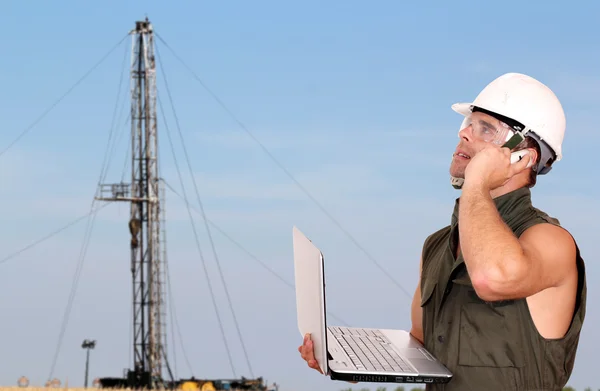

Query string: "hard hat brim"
[451, 102, 473, 117]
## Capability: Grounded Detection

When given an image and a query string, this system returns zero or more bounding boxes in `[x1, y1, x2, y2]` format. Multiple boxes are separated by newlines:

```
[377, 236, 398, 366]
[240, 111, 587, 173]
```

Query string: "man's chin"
[449, 166, 465, 179]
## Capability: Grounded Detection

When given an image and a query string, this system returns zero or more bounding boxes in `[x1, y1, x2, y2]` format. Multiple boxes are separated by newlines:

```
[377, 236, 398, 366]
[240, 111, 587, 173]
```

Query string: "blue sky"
[0, 0, 598, 390]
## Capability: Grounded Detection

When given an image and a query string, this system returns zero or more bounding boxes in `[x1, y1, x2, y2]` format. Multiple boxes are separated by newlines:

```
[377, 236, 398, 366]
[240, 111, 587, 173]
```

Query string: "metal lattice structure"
[96, 18, 166, 388]
[93, 17, 274, 391]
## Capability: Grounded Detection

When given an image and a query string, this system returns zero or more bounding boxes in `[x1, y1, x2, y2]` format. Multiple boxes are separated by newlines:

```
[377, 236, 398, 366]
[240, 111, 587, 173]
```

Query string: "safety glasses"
[462, 114, 516, 146]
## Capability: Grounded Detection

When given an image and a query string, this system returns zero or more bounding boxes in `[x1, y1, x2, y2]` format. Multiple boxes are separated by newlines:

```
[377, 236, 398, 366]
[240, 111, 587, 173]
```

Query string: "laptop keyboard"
[328, 326, 414, 372]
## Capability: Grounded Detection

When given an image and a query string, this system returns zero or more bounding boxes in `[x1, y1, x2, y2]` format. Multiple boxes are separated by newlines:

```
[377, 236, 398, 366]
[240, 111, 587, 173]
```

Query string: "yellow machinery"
[173, 376, 270, 391]
[179, 380, 216, 391]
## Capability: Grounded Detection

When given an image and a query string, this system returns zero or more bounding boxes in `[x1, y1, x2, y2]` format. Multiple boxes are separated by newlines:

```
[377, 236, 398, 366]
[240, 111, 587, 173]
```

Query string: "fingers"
[298, 333, 323, 374]
[302, 334, 316, 362]
[511, 149, 533, 174]
[308, 358, 323, 373]
[299, 334, 314, 360]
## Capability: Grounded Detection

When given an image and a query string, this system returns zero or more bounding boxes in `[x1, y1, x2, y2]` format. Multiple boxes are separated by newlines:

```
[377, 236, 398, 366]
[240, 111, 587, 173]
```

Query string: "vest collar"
[451, 186, 532, 228]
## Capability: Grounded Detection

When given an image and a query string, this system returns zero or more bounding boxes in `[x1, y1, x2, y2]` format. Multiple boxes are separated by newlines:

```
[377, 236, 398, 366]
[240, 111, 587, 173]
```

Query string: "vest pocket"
[458, 302, 525, 368]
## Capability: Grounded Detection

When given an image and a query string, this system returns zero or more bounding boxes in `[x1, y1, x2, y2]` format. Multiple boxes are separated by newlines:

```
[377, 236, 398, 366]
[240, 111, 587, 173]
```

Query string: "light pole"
[82, 339, 96, 388]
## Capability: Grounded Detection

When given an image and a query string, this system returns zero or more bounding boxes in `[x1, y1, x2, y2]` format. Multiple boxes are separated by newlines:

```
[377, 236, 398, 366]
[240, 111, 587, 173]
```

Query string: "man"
[298, 73, 587, 390]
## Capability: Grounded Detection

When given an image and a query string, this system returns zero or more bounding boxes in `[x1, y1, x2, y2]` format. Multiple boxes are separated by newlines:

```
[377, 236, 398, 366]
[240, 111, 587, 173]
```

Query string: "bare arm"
[410, 256, 424, 344]
[459, 183, 576, 301]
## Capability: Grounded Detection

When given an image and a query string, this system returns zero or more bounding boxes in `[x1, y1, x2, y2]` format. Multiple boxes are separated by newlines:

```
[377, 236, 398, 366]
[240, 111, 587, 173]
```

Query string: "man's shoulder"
[509, 200, 566, 239]
[524, 202, 573, 240]
[521, 205, 582, 285]
[521, 222, 576, 255]
[423, 225, 452, 247]
[531, 204, 561, 225]
[420, 225, 452, 264]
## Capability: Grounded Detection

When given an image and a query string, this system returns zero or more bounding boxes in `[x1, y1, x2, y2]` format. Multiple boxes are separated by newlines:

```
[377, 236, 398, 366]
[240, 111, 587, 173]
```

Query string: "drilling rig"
[95, 17, 168, 389]
[94, 18, 274, 391]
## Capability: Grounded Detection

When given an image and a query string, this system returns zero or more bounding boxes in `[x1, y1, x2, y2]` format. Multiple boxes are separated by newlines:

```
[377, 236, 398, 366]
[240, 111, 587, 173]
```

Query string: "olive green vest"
[420, 187, 586, 391]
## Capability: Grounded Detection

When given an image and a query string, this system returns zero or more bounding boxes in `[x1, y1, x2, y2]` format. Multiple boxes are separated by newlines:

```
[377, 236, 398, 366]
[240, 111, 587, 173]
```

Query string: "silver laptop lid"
[293, 226, 328, 375]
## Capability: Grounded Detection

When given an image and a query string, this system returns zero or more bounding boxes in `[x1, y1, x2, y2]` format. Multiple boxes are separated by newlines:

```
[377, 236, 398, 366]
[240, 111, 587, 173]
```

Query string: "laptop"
[292, 226, 453, 385]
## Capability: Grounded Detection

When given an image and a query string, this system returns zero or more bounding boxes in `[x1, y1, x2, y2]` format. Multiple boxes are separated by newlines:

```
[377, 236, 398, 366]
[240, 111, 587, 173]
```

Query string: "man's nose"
[458, 124, 473, 142]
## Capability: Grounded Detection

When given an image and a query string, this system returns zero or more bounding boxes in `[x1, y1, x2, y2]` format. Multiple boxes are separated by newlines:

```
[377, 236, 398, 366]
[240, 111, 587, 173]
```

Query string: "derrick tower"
[96, 17, 167, 388]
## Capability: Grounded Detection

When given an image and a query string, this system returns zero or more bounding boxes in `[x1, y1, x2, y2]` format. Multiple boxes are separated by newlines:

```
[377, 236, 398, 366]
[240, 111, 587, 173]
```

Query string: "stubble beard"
[449, 158, 467, 179]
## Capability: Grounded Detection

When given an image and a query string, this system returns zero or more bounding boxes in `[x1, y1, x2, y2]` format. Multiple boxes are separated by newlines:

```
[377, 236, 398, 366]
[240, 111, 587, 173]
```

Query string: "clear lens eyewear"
[463, 115, 515, 145]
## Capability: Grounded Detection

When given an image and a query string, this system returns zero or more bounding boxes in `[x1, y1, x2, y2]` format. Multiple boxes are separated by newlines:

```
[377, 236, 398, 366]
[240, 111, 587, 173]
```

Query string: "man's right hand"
[298, 333, 360, 384]
[298, 333, 324, 374]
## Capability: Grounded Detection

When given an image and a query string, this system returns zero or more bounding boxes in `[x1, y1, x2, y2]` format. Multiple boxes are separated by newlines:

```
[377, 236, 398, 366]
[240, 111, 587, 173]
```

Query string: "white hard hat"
[451, 72, 566, 175]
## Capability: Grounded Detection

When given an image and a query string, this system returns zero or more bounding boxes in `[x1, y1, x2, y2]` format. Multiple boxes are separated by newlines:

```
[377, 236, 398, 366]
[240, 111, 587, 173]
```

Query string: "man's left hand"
[464, 146, 532, 190]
